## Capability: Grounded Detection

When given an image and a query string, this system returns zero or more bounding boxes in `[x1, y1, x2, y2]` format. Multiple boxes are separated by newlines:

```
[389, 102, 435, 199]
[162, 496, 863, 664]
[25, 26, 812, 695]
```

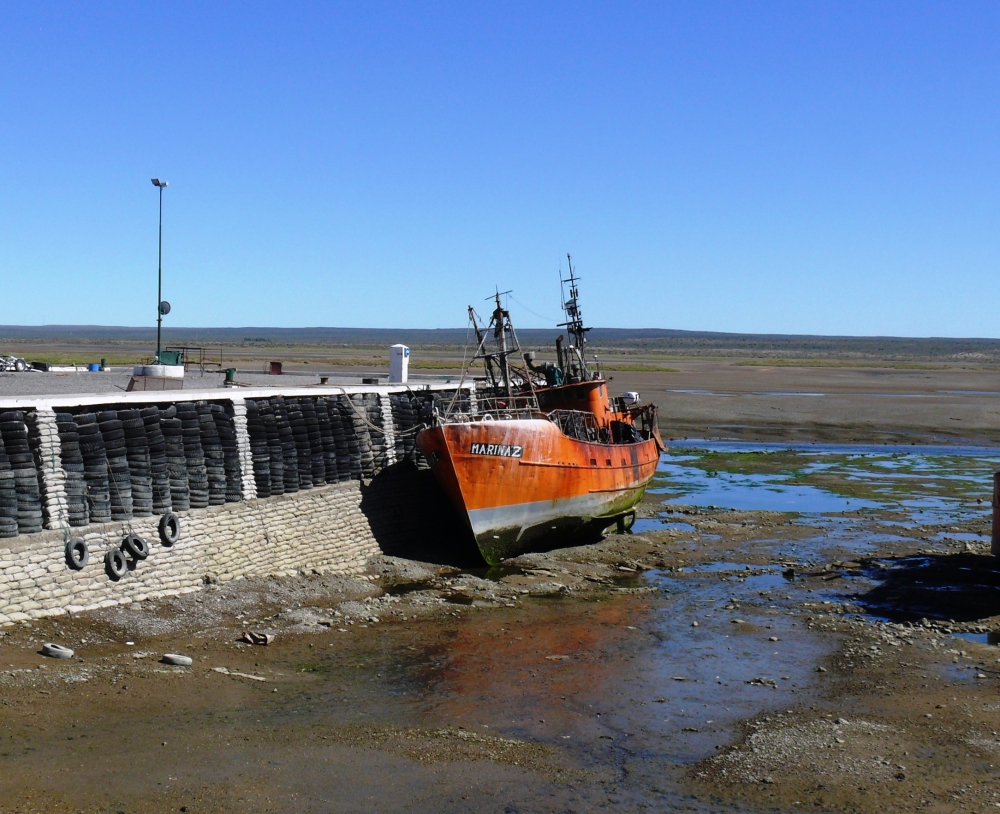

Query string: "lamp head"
[151, 178, 168, 188]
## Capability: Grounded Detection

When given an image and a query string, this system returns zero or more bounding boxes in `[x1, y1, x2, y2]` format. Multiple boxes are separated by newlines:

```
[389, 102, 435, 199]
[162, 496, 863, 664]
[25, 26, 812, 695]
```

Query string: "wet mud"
[3, 443, 1000, 811]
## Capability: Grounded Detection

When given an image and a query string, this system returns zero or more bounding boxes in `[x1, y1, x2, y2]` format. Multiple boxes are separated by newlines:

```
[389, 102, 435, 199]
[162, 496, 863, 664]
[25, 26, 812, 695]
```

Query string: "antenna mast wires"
[467, 288, 535, 401]
[558, 254, 593, 382]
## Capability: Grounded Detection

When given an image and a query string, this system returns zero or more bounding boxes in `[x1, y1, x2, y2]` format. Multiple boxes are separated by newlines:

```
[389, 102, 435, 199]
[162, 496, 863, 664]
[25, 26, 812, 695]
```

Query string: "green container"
[159, 350, 184, 366]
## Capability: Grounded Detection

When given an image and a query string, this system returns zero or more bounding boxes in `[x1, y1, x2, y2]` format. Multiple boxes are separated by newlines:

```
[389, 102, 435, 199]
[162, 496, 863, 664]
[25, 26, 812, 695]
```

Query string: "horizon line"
[1, 324, 999, 343]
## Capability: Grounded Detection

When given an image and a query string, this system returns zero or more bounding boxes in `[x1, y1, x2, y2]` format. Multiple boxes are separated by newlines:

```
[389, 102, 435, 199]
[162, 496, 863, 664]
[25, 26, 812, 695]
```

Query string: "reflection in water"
[408, 572, 839, 780]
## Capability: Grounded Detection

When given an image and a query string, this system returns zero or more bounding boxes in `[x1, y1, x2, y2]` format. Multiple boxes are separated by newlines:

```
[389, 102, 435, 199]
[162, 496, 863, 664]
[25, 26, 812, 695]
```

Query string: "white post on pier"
[389, 345, 409, 384]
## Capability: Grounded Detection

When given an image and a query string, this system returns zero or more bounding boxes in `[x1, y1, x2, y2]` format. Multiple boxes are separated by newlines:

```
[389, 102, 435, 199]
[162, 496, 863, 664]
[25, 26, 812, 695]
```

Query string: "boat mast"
[558, 254, 593, 381]
[492, 289, 513, 400]
[467, 290, 517, 399]
[460, 289, 541, 406]
[468, 305, 498, 388]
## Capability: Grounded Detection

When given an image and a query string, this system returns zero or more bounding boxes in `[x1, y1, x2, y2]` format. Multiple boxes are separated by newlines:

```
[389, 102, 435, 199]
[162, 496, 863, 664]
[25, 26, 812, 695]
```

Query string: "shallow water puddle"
[652, 463, 875, 513]
[633, 516, 695, 534]
[631, 565, 836, 761]
[653, 441, 999, 526]
[953, 631, 1000, 646]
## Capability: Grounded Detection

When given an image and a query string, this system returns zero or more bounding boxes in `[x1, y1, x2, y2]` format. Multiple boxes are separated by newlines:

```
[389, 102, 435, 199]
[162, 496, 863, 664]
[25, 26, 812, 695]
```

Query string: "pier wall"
[0, 383, 474, 624]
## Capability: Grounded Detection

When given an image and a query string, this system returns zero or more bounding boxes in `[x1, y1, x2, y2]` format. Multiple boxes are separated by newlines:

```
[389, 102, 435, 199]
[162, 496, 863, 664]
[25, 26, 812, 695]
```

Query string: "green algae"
[660, 447, 999, 508]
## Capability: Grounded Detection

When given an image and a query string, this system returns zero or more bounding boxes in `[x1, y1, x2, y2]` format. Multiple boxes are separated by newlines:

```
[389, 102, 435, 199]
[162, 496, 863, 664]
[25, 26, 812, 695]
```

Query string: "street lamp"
[151, 178, 169, 363]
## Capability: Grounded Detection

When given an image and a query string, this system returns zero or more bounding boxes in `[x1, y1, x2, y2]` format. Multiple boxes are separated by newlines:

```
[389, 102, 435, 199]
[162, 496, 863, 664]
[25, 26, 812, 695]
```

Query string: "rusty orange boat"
[417, 259, 663, 564]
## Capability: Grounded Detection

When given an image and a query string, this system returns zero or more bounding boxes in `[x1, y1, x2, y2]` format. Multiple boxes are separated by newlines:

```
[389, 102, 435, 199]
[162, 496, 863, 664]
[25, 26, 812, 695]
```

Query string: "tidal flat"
[2, 442, 1000, 812]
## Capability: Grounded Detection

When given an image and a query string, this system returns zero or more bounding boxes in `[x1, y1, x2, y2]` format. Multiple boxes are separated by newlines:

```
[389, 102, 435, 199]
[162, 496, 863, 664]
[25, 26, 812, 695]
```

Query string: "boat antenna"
[557, 253, 592, 381]
[461, 288, 539, 403]
[490, 289, 514, 398]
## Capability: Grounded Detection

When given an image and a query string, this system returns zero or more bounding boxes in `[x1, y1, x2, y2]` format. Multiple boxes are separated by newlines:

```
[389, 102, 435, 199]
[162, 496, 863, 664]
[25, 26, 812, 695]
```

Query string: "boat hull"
[417, 419, 660, 564]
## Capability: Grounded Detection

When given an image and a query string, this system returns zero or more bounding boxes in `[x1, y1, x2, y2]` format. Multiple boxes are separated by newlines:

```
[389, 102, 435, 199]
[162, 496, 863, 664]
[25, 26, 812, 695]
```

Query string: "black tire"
[66, 537, 89, 569]
[105, 548, 127, 580]
[158, 512, 181, 546]
[122, 533, 150, 560]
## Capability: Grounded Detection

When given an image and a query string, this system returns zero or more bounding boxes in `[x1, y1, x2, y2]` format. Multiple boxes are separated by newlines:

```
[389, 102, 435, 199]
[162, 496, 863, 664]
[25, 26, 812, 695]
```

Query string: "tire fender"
[158, 512, 181, 546]
[122, 533, 150, 561]
[105, 549, 127, 580]
[65, 537, 89, 570]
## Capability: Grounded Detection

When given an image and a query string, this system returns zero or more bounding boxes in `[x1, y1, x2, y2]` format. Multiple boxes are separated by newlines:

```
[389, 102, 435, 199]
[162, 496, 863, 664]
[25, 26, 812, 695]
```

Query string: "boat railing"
[437, 393, 543, 424]
[476, 394, 539, 414]
[548, 409, 605, 443]
[630, 404, 660, 442]
[438, 409, 542, 424]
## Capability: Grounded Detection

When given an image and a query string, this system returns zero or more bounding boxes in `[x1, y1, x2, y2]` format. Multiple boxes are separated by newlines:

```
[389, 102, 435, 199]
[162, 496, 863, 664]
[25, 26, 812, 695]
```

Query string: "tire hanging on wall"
[105, 548, 127, 580]
[158, 511, 181, 546]
[122, 533, 150, 561]
[65, 537, 89, 569]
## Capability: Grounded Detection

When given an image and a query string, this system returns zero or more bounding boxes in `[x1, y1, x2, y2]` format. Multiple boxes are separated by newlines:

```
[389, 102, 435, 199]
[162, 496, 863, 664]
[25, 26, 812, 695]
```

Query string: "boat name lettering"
[470, 442, 523, 458]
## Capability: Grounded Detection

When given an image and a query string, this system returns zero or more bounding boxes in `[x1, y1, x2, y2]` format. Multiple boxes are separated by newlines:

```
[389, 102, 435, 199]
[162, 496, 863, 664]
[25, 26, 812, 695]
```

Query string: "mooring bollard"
[993, 472, 1000, 556]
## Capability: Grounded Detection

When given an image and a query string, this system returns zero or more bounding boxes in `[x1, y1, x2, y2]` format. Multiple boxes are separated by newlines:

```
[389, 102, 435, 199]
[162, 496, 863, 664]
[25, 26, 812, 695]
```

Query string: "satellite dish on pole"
[159, 301, 171, 316]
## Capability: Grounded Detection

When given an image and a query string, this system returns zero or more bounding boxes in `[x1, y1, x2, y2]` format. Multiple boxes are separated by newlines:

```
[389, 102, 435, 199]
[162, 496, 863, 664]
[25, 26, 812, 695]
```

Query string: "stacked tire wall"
[241, 395, 390, 490]
[0, 412, 43, 535]
[0, 386, 469, 539]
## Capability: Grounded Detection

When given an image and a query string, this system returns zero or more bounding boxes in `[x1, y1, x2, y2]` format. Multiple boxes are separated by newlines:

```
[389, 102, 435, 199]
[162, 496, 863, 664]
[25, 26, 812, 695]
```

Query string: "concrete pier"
[0, 382, 473, 623]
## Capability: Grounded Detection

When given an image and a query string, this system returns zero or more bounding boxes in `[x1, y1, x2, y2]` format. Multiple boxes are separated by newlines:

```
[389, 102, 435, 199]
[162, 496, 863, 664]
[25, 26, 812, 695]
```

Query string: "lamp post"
[151, 178, 169, 363]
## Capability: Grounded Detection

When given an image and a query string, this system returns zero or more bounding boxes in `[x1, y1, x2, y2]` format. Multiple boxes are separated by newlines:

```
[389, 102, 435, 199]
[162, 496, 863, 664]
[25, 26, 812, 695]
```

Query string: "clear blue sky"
[1, 2, 998, 336]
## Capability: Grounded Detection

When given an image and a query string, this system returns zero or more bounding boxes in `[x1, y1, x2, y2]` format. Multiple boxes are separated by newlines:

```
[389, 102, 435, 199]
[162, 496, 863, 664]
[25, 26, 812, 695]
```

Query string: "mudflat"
[5, 344, 1000, 443]
[611, 361, 1000, 445]
[2, 353, 1000, 812]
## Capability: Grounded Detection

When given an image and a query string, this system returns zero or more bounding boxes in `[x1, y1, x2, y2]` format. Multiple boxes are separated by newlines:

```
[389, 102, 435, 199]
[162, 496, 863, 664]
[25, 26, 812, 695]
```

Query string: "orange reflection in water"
[416, 595, 653, 734]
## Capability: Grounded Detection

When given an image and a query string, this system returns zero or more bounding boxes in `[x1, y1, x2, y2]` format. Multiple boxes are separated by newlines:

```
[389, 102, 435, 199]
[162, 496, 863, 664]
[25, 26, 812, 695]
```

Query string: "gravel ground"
[1, 493, 997, 812]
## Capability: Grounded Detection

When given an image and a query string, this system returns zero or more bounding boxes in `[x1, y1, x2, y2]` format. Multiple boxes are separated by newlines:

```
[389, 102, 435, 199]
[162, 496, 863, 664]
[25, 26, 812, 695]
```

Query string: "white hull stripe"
[467, 488, 644, 540]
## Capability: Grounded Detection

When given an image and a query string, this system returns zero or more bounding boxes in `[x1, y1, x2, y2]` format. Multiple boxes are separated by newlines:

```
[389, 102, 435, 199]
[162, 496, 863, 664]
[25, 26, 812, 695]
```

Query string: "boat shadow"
[358, 463, 483, 568]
